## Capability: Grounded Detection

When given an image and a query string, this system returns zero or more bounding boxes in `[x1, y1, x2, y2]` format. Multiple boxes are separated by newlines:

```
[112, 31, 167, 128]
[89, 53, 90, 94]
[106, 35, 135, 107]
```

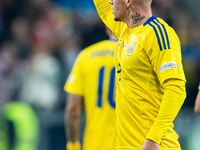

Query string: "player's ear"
[127, 0, 133, 8]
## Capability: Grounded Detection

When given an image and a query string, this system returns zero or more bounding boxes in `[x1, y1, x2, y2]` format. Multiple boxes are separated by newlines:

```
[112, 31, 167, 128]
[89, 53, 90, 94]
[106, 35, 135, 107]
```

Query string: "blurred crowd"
[0, 0, 200, 150]
[0, 0, 109, 112]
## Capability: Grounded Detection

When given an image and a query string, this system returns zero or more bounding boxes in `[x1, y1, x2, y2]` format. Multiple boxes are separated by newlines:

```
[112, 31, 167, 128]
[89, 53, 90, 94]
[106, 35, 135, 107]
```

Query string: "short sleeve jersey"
[64, 40, 118, 150]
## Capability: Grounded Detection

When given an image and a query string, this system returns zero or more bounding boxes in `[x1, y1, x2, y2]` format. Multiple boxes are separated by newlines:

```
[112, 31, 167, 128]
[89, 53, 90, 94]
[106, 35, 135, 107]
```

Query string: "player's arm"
[146, 79, 186, 144]
[194, 84, 200, 116]
[144, 24, 186, 145]
[141, 139, 159, 150]
[93, 0, 127, 38]
[64, 49, 85, 150]
[65, 93, 83, 150]
[93, 0, 114, 30]
[142, 81, 186, 150]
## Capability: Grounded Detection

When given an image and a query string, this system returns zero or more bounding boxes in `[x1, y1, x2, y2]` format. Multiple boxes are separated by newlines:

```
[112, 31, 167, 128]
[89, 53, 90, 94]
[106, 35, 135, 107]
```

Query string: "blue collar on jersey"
[143, 15, 157, 26]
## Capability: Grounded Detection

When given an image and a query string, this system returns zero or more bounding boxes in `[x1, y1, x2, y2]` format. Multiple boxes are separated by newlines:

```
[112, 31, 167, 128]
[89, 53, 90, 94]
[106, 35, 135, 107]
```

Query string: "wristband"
[66, 141, 81, 150]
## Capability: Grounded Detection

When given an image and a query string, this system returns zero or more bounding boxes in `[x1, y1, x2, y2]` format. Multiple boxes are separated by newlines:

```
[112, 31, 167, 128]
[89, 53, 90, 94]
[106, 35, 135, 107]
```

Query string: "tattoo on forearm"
[130, 12, 146, 24]
[67, 115, 80, 142]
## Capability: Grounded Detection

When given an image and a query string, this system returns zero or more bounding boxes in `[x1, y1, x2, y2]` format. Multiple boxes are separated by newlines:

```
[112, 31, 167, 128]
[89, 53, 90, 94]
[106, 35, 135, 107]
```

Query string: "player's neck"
[126, 9, 152, 29]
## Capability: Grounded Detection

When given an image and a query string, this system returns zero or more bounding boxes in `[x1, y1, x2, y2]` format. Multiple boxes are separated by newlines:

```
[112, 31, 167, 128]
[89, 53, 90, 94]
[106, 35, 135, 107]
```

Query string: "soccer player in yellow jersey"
[64, 27, 118, 150]
[93, 0, 187, 150]
[194, 84, 200, 116]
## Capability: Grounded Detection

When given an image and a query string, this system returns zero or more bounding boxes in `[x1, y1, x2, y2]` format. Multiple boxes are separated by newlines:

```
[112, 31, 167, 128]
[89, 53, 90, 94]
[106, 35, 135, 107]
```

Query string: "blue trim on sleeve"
[152, 20, 167, 50]
[149, 22, 163, 51]
[156, 19, 170, 49]
[144, 15, 171, 50]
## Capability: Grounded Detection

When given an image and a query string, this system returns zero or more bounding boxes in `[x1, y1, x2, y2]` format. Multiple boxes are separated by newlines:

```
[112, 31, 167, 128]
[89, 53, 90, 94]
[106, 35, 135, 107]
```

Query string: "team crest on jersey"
[160, 62, 177, 73]
[127, 41, 137, 53]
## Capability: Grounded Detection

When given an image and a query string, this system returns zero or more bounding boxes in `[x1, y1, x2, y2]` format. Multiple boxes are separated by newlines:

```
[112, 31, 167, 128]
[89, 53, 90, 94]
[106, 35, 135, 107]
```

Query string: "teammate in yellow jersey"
[64, 27, 118, 150]
[93, 0, 186, 150]
[194, 84, 200, 115]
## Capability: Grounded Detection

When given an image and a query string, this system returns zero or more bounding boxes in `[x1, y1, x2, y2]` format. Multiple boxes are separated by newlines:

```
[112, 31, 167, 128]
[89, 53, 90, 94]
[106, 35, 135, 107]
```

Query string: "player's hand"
[141, 139, 159, 150]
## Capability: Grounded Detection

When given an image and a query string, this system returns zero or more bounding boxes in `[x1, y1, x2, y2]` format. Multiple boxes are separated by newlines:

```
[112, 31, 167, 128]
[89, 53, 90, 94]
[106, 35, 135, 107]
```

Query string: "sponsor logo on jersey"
[123, 44, 128, 49]
[160, 62, 177, 73]
[127, 41, 137, 54]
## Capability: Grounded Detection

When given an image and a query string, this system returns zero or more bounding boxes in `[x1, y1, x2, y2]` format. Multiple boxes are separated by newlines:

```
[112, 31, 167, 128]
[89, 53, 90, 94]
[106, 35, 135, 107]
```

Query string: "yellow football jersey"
[94, 0, 186, 150]
[64, 40, 118, 150]
[199, 83, 200, 90]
